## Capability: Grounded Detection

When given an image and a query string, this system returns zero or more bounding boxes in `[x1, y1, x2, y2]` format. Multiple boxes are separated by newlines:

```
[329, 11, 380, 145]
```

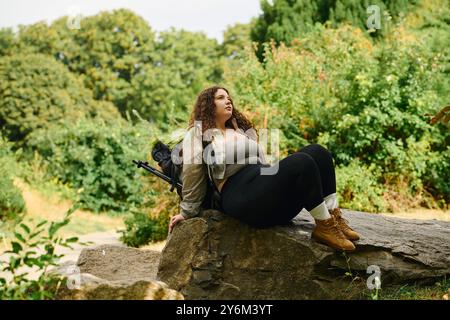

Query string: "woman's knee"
[298, 143, 333, 160]
[286, 152, 320, 175]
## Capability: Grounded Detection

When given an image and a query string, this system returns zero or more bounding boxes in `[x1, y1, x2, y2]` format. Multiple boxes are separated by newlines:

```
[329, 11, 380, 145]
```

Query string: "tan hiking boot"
[312, 217, 356, 251]
[329, 208, 360, 241]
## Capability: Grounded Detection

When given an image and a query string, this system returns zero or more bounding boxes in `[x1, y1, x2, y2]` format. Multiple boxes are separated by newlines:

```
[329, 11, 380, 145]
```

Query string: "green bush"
[119, 210, 170, 247]
[0, 134, 26, 221]
[0, 206, 81, 300]
[118, 168, 180, 247]
[227, 23, 449, 211]
[27, 118, 151, 213]
[336, 159, 387, 213]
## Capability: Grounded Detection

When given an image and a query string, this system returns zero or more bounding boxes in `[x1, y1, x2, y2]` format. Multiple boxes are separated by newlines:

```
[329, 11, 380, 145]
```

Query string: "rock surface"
[52, 244, 183, 300]
[156, 209, 450, 300]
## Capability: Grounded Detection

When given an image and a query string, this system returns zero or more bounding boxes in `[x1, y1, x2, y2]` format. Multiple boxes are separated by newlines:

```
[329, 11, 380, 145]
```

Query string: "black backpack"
[150, 140, 222, 211]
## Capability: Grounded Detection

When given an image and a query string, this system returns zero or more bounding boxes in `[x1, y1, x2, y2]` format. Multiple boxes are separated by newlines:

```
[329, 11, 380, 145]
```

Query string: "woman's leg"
[220, 150, 355, 250]
[297, 144, 339, 210]
[220, 152, 330, 227]
[296, 144, 360, 241]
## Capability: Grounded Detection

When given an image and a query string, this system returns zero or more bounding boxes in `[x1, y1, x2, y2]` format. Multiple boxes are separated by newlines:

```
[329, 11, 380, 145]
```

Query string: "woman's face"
[214, 88, 233, 121]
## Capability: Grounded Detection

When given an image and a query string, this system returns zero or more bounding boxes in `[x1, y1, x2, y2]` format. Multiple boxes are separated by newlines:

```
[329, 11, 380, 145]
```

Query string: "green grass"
[375, 277, 450, 300]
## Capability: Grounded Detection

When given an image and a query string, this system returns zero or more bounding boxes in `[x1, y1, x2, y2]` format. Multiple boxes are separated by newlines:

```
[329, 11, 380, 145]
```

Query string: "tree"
[49, 9, 157, 116]
[221, 21, 254, 60]
[0, 28, 15, 56]
[128, 29, 223, 129]
[0, 53, 119, 145]
[251, 0, 417, 60]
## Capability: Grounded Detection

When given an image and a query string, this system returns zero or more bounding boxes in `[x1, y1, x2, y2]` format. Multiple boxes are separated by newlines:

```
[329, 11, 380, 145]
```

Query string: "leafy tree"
[0, 28, 15, 56]
[8, 10, 224, 127]
[251, 0, 417, 60]
[49, 9, 157, 116]
[0, 53, 119, 145]
[221, 21, 255, 60]
[128, 29, 223, 129]
[14, 22, 60, 56]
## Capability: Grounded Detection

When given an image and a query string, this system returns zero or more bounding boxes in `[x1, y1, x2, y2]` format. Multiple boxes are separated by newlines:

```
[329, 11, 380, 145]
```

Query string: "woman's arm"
[169, 127, 207, 233]
[169, 162, 207, 233]
[179, 162, 207, 218]
[179, 126, 207, 219]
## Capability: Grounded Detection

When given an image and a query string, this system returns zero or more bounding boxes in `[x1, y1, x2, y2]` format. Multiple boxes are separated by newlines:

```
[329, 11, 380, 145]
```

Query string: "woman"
[169, 86, 360, 251]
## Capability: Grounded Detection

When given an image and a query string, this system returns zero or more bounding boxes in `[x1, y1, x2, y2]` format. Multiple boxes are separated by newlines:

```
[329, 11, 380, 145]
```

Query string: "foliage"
[26, 118, 152, 213]
[0, 133, 26, 221]
[0, 53, 120, 145]
[222, 21, 255, 61]
[119, 210, 170, 247]
[119, 171, 180, 247]
[0, 206, 81, 300]
[0, 27, 15, 56]
[50, 9, 157, 116]
[227, 22, 449, 211]
[251, 0, 417, 59]
[335, 159, 387, 213]
[1, 9, 224, 129]
[128, 29, 223, 130]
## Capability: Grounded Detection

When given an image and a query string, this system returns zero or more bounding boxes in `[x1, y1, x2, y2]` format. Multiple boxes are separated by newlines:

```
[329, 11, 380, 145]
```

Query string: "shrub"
[336, 158, 387, 213]
[0, 206, 81, 300]
[27, 118, 151, 213]
[119, 176, 179, 247]
[227, 23, 449, 211]
[0, 134, 26, 221]
[119, 211, 170, 247]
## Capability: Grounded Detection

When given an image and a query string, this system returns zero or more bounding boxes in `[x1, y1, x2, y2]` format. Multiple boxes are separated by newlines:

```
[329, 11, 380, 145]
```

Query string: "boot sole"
[343, 232, 360, 241]
[312, 235, 356, 251]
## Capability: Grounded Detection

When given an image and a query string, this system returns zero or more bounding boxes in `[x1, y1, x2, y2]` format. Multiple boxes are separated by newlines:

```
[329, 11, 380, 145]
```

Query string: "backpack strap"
[170, 164, 182, 195]
[205, 160, 222, 211]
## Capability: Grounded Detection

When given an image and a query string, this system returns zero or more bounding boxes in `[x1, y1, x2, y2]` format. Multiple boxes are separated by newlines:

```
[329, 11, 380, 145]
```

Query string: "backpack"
[150, 140, 222, 211]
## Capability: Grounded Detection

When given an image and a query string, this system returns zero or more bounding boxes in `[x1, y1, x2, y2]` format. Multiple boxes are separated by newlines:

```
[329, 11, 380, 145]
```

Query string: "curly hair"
[188, 86, 255, 134]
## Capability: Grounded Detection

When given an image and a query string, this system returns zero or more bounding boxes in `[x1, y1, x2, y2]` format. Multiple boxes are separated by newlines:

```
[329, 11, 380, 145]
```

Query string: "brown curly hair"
[188, 86, 255, 133]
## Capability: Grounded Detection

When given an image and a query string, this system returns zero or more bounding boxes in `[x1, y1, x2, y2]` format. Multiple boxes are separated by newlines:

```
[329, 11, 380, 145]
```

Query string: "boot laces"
[332, 208, 351, 230]
[324, 216, 345, 238]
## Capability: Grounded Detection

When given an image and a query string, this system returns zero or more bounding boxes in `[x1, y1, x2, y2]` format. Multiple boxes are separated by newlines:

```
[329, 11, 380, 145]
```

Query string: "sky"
[0, 0, 263, 43]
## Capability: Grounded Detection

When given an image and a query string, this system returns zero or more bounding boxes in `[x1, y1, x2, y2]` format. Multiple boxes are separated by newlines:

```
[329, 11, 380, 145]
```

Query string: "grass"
[378, 277, 450, 300]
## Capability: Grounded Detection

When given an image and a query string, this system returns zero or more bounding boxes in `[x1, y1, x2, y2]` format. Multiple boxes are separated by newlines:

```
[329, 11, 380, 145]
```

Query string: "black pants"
[220, 144, 336, 228]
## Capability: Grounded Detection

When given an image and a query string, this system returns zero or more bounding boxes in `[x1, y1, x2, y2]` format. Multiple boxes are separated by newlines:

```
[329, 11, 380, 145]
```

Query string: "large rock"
[157, 209, 450, 300]
[52, 245, 183, 300]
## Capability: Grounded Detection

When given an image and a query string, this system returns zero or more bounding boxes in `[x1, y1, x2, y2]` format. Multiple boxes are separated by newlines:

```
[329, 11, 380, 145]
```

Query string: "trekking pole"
[132, 160, 183, 190]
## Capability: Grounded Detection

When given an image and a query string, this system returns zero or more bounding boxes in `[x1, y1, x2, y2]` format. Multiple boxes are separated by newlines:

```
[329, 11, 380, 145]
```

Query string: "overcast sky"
[0, 0, 263, 42]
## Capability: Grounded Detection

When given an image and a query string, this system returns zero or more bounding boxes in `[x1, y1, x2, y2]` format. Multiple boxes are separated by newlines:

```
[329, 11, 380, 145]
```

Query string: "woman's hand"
[169, 214, 186, 234]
